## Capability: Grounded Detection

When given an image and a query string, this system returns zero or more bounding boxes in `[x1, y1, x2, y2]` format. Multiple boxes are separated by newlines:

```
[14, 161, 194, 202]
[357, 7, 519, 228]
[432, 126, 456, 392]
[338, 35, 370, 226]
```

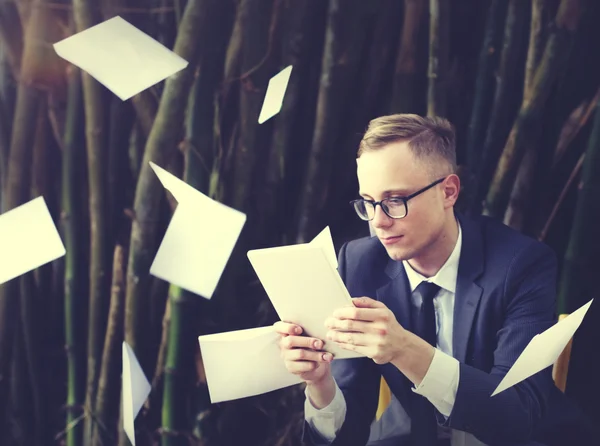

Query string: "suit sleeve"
[302, 241, 380, 446]
[443, 241, 558, 445]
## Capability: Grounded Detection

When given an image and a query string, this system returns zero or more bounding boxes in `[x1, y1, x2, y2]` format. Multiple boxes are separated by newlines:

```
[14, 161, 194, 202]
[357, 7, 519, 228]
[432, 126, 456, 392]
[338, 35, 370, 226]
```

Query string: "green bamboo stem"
[427, 0, 450, 117]
[525, 0, 551, 101]
[0, 2, 23, 78]
[72, 2, 110, 443]
[125, 0, 211, 380]
[557, 94, 600, 314]
[483, 0, 584, 218]
[390, 0, 428, 114]
[465, 0, 508, 171]
[61, 62, 85, 446]
[93, 244, 127, 446]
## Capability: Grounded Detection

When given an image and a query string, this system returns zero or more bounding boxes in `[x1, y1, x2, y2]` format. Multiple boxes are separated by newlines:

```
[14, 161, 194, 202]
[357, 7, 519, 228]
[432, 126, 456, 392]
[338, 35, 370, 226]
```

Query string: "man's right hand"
[274, 321, 333, 384]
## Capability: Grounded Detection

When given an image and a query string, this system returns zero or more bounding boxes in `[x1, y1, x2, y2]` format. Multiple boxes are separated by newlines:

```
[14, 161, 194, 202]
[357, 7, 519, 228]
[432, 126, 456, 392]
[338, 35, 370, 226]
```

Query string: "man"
[275, 114, 594, 446]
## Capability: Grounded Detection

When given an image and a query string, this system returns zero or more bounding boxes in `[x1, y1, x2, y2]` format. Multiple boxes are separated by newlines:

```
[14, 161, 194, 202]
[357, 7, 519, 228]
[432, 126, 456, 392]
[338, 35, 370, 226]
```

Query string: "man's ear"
[444, 174, 460, 207]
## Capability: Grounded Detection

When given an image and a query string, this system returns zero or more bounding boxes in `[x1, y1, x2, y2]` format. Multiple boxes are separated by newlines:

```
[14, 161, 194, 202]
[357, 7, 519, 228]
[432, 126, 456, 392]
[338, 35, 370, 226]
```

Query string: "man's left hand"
[325, 297, 407, 364]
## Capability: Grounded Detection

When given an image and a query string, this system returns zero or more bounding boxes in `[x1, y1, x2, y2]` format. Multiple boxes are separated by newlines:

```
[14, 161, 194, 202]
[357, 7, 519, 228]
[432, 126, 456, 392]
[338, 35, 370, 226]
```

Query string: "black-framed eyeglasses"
[350, 177, 446, 221]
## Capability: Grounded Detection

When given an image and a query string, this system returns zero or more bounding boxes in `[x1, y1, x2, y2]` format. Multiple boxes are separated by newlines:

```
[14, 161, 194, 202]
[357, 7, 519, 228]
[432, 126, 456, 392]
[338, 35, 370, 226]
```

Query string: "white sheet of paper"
[310, 226, 337, 269]
[492, 299, 594, 396]
[258, 65, 292, 124]
[122, 342, 151, 446]
[0, 196, 65, 285]
[149, 162, 246, 299]
[247, 243, 362, 359]
[53, 16, 188, 101]
[198, 326, 302, 403]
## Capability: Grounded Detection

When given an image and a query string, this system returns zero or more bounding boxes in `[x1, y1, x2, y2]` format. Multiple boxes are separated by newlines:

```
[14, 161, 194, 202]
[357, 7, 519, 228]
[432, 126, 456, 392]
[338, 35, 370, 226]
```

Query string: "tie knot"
[415, 281, 440, 302]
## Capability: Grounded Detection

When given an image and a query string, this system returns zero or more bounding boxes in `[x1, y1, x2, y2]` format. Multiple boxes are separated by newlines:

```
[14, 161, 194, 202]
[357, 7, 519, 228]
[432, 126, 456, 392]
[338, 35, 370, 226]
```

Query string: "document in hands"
[247, 228, 363, 360]
[492, 299, 594, 396]
[122, 342, 151, 446]
[149, 162, 246, 299]
[53, 16, 188, 101]
[0, 196, 65, 285]
[198, 326, 302, 403]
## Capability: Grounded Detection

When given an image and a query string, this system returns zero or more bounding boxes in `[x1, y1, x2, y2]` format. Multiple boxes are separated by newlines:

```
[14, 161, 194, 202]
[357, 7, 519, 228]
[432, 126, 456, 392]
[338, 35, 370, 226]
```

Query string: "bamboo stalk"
[296, 0, 369, 243]
[0, 0, 48, 427]
[390, 0, 427, 114]
[0, 2, 23, 78]
[72, 1, 111, 442]
[427, 0, 450, 117]
[469, 0, 528, 216]
[230, 0, 276, 213]
[556, 92, 600, 315]
[483, 0, 584, 218]
[465, 0, 508, 171]
[525, 0, 551, 101]
[93, 244, 128, 446]
[125, 0, 213, 382]
[61, 62, 85, 446]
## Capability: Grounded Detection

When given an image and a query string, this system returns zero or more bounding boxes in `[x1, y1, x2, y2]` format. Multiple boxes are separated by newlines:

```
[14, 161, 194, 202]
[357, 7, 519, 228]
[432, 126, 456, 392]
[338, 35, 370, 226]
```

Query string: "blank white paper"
[247, 243, 362, 360]
[258, 65, 293, 124]
[492, 299, 594, 396]
[54, 16, 189, 101]
[198, 326, 302, 403]
[122, 342, 151, 446]
[310, 226, 338, 270]
[0, 196, 65, 285]
[149, 162, 246, 299]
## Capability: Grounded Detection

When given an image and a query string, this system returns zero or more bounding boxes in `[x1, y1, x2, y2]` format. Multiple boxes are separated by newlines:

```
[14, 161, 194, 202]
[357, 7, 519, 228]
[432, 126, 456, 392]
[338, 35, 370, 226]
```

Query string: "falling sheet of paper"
[247, 240, 362, 360]
[258, 65, 293, 124]
[198, 326, 302, 403]
[492, 299, 594, 396]
[149, 162, 246, 299]
[53, 16, 188, 101]
[122, 342, 151, 446]
[0, 196, 65, 285]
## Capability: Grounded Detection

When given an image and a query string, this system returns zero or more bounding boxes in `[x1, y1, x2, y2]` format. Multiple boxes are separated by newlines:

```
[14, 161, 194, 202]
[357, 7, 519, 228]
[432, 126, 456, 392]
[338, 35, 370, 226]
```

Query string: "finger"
[324, 317, 371, 333]
[281, 335, 326, 351]
[332, 306, 383, 322]
[286, 360, 320, 374]
[326, 330, 369, 346]
[273, 321, 303, 335]
[351, 297, 386, 308]
[285, 348, 333, 363]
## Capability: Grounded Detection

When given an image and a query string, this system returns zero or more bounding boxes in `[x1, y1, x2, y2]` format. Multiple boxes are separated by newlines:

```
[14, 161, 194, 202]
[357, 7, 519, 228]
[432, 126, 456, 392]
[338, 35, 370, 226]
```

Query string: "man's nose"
[371, 205, 392, 228]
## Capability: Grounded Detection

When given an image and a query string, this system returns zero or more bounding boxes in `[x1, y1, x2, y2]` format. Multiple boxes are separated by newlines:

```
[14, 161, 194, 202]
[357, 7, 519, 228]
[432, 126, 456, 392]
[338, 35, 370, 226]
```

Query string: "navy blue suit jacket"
[303, 214, 594, 446]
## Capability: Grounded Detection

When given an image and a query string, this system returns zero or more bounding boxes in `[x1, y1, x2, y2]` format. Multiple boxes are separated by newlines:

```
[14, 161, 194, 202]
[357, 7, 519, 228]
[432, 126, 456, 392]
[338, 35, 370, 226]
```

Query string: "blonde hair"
[357, 114, 457, 176]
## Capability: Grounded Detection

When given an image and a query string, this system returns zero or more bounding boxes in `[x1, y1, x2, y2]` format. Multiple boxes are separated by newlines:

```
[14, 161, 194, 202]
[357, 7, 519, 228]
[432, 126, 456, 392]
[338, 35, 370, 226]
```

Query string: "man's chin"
[383, 245, 410, 262]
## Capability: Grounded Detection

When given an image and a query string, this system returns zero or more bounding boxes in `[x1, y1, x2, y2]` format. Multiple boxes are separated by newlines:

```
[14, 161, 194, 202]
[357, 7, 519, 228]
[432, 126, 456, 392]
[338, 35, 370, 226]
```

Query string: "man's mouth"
[380, 235, 403, 245]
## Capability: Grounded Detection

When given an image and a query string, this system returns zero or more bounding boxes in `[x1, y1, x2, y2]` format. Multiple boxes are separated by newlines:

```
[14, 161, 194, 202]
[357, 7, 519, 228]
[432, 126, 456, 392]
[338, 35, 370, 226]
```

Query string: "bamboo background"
[0, 0, 598, 445]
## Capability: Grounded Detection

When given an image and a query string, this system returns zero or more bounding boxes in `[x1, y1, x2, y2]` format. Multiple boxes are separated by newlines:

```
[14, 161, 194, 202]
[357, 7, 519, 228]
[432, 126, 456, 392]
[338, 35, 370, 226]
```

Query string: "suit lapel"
[453, 214, 484, 363]
[376, 259, 413, 332]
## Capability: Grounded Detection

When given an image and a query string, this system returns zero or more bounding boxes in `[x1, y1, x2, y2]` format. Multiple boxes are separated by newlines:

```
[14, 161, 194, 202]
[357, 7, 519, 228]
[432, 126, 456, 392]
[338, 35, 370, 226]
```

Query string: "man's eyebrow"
[382, 188, 411, 196]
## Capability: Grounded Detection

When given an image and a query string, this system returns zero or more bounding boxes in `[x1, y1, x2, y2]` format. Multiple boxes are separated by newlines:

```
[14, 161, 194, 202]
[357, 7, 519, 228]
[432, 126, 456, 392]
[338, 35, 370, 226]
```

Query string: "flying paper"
[258, 65, 292, 124]
[122, 342, 151, 446]
[53, 16, 188, 101]
[247, 231, 362, 359]
[198, 326, 303, 403]
[149, 162, 246, 299]
[0, 196, 65, 285]
[492, 299, 594, 396]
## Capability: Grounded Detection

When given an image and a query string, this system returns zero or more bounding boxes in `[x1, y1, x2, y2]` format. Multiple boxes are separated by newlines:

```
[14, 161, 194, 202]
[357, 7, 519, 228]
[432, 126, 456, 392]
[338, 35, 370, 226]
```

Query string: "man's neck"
[407, 214, 459, 278]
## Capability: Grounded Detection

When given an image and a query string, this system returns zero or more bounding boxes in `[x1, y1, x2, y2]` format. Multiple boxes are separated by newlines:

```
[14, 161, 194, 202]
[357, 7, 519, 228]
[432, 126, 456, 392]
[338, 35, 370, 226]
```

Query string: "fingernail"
[294, 327, 302, 335]
[323, 353, 332, 362]
[313, 340, 322, 349]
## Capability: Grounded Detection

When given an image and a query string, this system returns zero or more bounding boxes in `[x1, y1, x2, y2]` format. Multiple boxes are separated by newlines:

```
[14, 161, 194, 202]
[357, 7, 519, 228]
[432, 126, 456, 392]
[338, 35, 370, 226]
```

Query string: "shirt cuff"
[412, 348, 460, 417]
[304, 380, 347, 441]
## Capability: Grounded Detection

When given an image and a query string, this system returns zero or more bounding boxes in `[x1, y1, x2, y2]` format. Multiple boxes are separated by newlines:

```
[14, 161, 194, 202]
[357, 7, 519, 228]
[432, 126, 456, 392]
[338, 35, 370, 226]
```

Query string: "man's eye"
[387, 197, 404, 204]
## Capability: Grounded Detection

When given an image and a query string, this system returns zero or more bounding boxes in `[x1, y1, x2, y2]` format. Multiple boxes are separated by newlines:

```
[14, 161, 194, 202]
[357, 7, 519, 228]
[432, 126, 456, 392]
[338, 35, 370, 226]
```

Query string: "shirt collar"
[402, 222, 462, 293]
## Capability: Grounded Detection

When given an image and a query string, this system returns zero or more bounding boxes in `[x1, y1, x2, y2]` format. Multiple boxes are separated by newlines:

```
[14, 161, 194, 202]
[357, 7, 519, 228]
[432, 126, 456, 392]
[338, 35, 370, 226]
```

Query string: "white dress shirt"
[305, 224, 463, 443]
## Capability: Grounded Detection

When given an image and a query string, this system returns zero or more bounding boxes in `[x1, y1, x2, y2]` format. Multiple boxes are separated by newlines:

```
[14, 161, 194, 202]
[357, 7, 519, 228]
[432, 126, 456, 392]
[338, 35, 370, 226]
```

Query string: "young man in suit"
[274, 114, 593, 446]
